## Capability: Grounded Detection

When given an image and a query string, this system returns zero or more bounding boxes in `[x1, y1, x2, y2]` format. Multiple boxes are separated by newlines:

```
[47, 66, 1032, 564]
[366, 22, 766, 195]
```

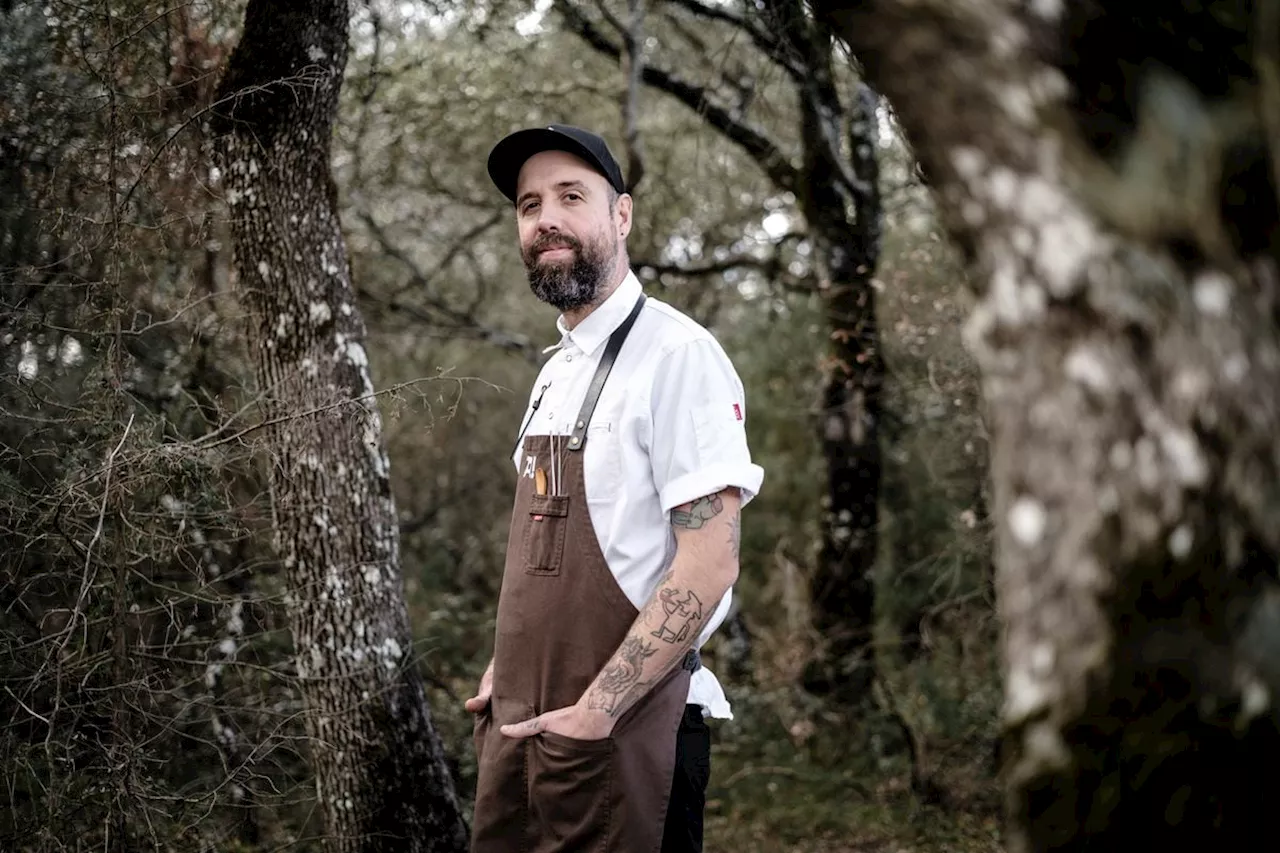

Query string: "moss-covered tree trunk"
[211, 3, 468, 850]
[818, 1, 1280, 848]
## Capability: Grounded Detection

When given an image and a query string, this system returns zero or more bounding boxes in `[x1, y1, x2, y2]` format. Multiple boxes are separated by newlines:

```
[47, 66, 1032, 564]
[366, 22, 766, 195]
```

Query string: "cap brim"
[486, 127, 609, 204]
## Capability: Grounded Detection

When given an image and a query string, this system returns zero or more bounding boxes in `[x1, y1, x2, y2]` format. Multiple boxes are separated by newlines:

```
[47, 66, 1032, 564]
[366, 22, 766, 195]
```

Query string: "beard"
[522, 230, 615, 312]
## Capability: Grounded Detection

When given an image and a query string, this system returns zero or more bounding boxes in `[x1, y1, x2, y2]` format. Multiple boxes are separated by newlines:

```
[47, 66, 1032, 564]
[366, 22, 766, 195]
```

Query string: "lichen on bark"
[211, 2, 468, 850]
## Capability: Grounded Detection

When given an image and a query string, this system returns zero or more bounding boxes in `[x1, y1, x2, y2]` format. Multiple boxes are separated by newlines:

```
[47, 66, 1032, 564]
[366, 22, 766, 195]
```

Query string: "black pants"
[660, 705, 712, 853]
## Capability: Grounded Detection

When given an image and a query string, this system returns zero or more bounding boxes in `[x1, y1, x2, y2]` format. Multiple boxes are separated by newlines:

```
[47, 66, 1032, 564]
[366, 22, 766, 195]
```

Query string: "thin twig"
[117, 70, 330, 214]
[84, 410, 134, 584]
[5, 686, 52, 726]
[98, 2, 190, 53]
[185, 375, 494, 452]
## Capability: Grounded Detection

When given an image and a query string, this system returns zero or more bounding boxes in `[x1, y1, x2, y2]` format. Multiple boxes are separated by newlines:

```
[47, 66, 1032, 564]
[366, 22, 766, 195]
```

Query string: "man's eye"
[564, 193, 582, 202]
[521, 202, 539, 215]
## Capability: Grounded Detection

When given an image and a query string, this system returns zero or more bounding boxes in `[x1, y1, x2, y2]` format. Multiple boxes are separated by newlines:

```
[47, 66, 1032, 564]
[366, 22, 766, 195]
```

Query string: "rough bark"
[816, 1, 1280, 849]
[210, 3, 468, 851]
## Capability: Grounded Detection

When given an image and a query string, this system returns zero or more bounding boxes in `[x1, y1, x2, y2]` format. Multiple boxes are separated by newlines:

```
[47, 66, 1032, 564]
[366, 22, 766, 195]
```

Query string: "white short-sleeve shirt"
[511, 271, 765, 718]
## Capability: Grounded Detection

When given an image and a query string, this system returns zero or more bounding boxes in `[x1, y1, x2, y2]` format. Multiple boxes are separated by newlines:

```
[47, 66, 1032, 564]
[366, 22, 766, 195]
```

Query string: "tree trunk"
[817, 1, 1280, 849]
[211, 3, 468, 851]
[799, 73, 885, 701]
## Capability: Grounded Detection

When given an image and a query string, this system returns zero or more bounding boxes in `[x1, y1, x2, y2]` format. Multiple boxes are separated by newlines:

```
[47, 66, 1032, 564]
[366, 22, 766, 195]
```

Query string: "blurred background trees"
[2, 1, 995, 850]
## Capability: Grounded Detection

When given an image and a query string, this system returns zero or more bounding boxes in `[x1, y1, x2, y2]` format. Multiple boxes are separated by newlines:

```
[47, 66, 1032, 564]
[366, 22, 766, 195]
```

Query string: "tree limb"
[363, 297, 538, 360]
[620, 0, 647, 192]
[356, 210, 537, 360]
[764, 0, 872, 201]
[633, 247, 815, 293]
[848, 80, 882, 262]
[592, 0, 627, 34]
[359, 208, 503, 301]
[661, 0, 805, 82]
[554, 0, 799, 193]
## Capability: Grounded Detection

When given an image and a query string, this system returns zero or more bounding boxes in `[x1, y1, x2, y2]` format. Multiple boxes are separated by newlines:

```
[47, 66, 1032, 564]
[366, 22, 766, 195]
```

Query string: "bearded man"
[467, 124, 764, 853]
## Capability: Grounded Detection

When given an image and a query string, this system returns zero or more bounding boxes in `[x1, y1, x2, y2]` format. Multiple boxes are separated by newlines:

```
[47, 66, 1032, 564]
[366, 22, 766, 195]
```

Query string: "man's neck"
[562, 261, 629, 330]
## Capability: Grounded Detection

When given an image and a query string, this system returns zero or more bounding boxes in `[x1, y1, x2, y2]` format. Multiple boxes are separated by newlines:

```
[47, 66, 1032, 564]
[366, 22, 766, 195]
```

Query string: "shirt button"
[565, 355, 573, 362]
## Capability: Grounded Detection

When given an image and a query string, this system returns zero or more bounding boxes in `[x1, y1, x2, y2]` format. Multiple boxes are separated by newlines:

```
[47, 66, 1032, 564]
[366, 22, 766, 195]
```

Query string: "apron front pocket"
[471, 703, 492, 763]
[528, 733, 614, 852]
[523, 495, 570, 576]
[471, 701, 533, 853]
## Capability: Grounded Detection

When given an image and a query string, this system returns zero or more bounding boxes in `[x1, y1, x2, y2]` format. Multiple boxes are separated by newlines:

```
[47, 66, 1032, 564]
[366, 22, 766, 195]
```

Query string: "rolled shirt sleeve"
[647, 338, 765, 512]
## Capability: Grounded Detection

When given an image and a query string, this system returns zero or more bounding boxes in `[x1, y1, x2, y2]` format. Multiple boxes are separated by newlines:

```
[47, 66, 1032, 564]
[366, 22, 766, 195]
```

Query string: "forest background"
[9, 1, 1276, 852]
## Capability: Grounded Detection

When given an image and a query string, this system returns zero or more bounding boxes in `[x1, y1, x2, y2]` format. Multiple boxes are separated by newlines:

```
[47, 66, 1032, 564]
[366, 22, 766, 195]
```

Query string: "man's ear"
[615, 193, 633, 240]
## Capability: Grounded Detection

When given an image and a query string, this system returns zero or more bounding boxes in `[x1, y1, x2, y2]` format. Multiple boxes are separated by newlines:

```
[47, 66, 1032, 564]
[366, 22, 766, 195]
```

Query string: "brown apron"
[471, 295, 696, 853]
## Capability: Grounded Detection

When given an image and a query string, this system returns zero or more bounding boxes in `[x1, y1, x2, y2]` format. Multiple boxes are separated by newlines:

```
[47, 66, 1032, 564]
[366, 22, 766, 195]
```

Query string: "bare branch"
[634, 244, 815, 293]
[554, 0, 799, 193]
[357, 208, 503, 301]
[354, 209, 537, 359]
[621, 0, 647, 191]
[365, 296, 539, 360]
[764, 0, 872, 202]
[592, 0, 627, 33]
[661, 0, 805, 82]
[848, 81, 882, 257]
[120, 69, 330, 214]
[183, 374, 497, 454]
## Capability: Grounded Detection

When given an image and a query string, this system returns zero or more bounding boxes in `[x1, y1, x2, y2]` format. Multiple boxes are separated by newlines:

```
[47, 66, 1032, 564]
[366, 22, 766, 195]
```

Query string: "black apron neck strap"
[567, 292, 646, 452]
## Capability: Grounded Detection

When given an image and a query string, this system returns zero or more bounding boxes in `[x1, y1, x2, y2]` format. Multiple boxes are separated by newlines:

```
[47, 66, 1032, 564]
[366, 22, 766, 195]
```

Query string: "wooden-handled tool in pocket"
[533, 467, 548, 521]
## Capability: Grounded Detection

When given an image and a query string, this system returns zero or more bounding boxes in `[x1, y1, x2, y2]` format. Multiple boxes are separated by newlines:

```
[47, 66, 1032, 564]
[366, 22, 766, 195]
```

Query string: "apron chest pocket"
[523, 494, 570, 576]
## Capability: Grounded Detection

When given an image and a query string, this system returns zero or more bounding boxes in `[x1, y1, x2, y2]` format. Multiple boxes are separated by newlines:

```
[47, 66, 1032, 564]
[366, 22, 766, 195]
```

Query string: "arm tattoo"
[671, 494, 724, 529]
[585, 493, 737, 721]
[650, 587, 703, 644]
[586, 637, 657, 716]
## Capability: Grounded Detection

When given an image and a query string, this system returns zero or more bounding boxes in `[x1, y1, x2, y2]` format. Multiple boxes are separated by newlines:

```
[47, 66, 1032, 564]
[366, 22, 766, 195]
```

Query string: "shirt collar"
[544, 271, 642, 356]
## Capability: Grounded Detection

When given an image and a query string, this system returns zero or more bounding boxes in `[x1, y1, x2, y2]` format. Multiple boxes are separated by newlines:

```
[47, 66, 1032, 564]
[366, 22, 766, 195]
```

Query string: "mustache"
[529, 233, 582, 255]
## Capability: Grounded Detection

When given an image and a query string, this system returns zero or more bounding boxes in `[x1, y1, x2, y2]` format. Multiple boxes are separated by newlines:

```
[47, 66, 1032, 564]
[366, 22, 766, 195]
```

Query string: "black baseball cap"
[487, 124, 626, 204]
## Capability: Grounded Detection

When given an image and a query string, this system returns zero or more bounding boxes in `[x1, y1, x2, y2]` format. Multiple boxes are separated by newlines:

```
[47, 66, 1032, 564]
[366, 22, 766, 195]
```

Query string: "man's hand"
[500, 699, 614, 741]
[465, 658, 494, 714]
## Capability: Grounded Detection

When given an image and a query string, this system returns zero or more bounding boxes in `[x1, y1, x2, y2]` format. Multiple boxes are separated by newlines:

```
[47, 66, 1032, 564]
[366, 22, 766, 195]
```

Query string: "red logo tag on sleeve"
[732, 403, 743, 421]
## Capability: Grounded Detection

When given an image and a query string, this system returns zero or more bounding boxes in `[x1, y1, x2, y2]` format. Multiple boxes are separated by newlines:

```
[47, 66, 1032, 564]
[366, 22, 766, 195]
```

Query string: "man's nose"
[534, 204, 564, 233]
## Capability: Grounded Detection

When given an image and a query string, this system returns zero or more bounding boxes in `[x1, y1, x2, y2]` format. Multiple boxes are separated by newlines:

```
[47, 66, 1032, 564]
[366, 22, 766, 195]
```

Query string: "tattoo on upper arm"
[671, 494, 724, 529]
[587, 636, 657, 716]
[729, 511, 741, 559]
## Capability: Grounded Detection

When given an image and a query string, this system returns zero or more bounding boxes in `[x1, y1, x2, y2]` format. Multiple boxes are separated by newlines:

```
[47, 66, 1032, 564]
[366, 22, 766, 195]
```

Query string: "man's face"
[514, 150, 631, 312]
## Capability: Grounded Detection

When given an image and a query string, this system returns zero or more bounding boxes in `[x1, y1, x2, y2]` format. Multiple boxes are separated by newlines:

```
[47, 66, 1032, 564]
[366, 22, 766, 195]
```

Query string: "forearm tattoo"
[586, 636, 657, 715]
[651, 587, 703, 644]
[585, 494, 736, 720]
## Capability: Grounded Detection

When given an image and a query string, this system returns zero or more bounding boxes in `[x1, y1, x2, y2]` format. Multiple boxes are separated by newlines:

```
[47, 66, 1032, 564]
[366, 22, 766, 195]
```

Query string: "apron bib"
[471, 295, 693, 853]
